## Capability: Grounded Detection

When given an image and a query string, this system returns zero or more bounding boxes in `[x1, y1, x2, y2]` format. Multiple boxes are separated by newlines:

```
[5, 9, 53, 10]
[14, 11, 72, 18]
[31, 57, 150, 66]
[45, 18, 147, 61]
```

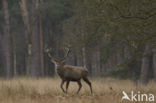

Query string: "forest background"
[0, 0, 156, 85]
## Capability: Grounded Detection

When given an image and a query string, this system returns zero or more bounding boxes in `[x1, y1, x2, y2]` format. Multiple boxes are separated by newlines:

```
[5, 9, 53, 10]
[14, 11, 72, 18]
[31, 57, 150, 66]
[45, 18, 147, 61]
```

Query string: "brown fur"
[46, 48, 92, 94]
[57, 65, 88, 81]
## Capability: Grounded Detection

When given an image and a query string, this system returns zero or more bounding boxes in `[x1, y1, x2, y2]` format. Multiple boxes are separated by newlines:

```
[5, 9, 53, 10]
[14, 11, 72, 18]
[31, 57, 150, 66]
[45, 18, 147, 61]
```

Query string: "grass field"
[0, 77, 156, 103]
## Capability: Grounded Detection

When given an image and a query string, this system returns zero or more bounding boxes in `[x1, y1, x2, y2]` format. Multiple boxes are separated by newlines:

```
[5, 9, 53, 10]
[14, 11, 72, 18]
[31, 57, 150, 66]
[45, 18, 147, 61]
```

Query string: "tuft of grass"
[0, 77, 156, 103]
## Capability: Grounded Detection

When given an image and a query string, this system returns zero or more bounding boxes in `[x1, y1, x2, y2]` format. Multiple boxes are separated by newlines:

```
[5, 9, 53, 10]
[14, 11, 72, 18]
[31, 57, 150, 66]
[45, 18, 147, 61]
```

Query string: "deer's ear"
[59, 59, 65, 65]
[51, 58, 58, 63]
[61, 60, 65, 64]
[59, 58, 65, 63]
[62, 60, 66, 65]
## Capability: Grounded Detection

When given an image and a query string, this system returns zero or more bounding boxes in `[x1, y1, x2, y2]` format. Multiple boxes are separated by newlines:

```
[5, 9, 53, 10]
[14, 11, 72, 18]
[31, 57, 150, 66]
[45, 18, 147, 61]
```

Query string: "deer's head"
[45, 47, 70, 67]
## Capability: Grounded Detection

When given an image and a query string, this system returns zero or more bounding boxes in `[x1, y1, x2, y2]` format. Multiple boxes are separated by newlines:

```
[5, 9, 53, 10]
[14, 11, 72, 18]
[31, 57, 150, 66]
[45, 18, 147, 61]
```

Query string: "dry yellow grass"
[0, 77, 156, 103]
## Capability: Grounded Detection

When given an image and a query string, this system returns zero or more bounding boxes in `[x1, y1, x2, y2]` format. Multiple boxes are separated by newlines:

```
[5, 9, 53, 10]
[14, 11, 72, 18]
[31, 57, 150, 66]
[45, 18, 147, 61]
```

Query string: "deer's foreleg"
[66, 80, 70, 93]
[77, 80, 82, 94]
[60, 80, 65, 93]
[83, 77, 93, 93]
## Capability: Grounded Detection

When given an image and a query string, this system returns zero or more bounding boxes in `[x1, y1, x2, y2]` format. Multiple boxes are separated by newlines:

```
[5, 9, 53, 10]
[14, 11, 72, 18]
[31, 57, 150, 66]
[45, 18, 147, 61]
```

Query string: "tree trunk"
[2, 0, 12, 78]
[12, 34, 17, 76]
[39, 0, 44, 77]
[29, 0, 41, 77]
[140, 43, 151, 84]
[73, 51, 78, 66]
[92, 50, 101, 76]
[152, 46, 156, 81]
[19, 0, 31, 76]
[0, 34, 5, 76]
[86, 51, 92, 76]
[82, 47, 86, 67]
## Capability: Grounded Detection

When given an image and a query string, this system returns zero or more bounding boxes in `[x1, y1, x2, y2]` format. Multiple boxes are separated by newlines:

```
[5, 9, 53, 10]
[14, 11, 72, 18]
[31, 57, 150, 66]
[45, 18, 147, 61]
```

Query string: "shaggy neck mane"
[54, 62, 64, 70]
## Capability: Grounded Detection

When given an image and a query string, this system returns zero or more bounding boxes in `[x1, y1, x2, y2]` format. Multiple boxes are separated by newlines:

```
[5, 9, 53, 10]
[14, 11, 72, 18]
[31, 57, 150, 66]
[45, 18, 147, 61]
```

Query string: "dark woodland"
[0, 0, 156, 84]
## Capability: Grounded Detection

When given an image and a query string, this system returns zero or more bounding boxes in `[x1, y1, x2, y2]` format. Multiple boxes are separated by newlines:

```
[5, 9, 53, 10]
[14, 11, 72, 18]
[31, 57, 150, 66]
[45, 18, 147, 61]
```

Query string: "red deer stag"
[46, 48, 92, 94]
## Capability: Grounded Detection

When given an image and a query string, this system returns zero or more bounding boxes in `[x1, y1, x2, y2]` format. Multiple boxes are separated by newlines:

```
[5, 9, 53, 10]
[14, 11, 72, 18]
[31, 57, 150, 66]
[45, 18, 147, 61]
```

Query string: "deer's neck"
[55, 65, 64, 78]
[56, 65, 64, 70]
[54, 63, 62, 70]
[53, 63, 64, 74]
[54, 63, 58, 70]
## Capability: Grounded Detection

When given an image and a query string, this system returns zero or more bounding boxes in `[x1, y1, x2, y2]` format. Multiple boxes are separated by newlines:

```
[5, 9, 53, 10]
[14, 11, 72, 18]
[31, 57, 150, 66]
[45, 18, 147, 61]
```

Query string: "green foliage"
[63, 0, 156, 58]
[43, 0, 73, 25]
[103, 58, 141, 79]
[0, 11, 3, 30]
[9, 0, 23, 32]
[0, 0, 155, 78]
[42, 0, 73, 49]
[103, 64, 131, 79]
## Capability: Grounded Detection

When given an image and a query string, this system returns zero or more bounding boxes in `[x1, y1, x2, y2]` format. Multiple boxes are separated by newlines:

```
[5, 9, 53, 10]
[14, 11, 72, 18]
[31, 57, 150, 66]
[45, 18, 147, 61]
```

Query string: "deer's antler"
[59, 47, 70, 61]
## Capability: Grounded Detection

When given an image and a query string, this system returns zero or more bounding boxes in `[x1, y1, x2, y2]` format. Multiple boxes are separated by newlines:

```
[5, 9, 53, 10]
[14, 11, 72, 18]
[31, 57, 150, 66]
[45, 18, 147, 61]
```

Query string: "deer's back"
[58, 65, 88, 81]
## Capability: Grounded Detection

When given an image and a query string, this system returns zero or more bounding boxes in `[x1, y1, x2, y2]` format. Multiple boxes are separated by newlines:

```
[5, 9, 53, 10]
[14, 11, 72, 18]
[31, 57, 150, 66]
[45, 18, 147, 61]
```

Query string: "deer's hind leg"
[83, 77, 93, 93]
[60, 80, 66, 93]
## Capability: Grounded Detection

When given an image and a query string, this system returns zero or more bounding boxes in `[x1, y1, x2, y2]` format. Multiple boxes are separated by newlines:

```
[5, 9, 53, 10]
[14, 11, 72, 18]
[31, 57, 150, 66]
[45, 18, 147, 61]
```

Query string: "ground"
[0, 77, 156, 103]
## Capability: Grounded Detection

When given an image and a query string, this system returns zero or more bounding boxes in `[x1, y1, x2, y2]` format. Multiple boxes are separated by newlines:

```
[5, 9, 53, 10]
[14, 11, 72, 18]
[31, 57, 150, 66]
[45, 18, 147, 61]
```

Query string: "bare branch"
[109, 3, 156, 20]
[120, 12, 156, 20]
